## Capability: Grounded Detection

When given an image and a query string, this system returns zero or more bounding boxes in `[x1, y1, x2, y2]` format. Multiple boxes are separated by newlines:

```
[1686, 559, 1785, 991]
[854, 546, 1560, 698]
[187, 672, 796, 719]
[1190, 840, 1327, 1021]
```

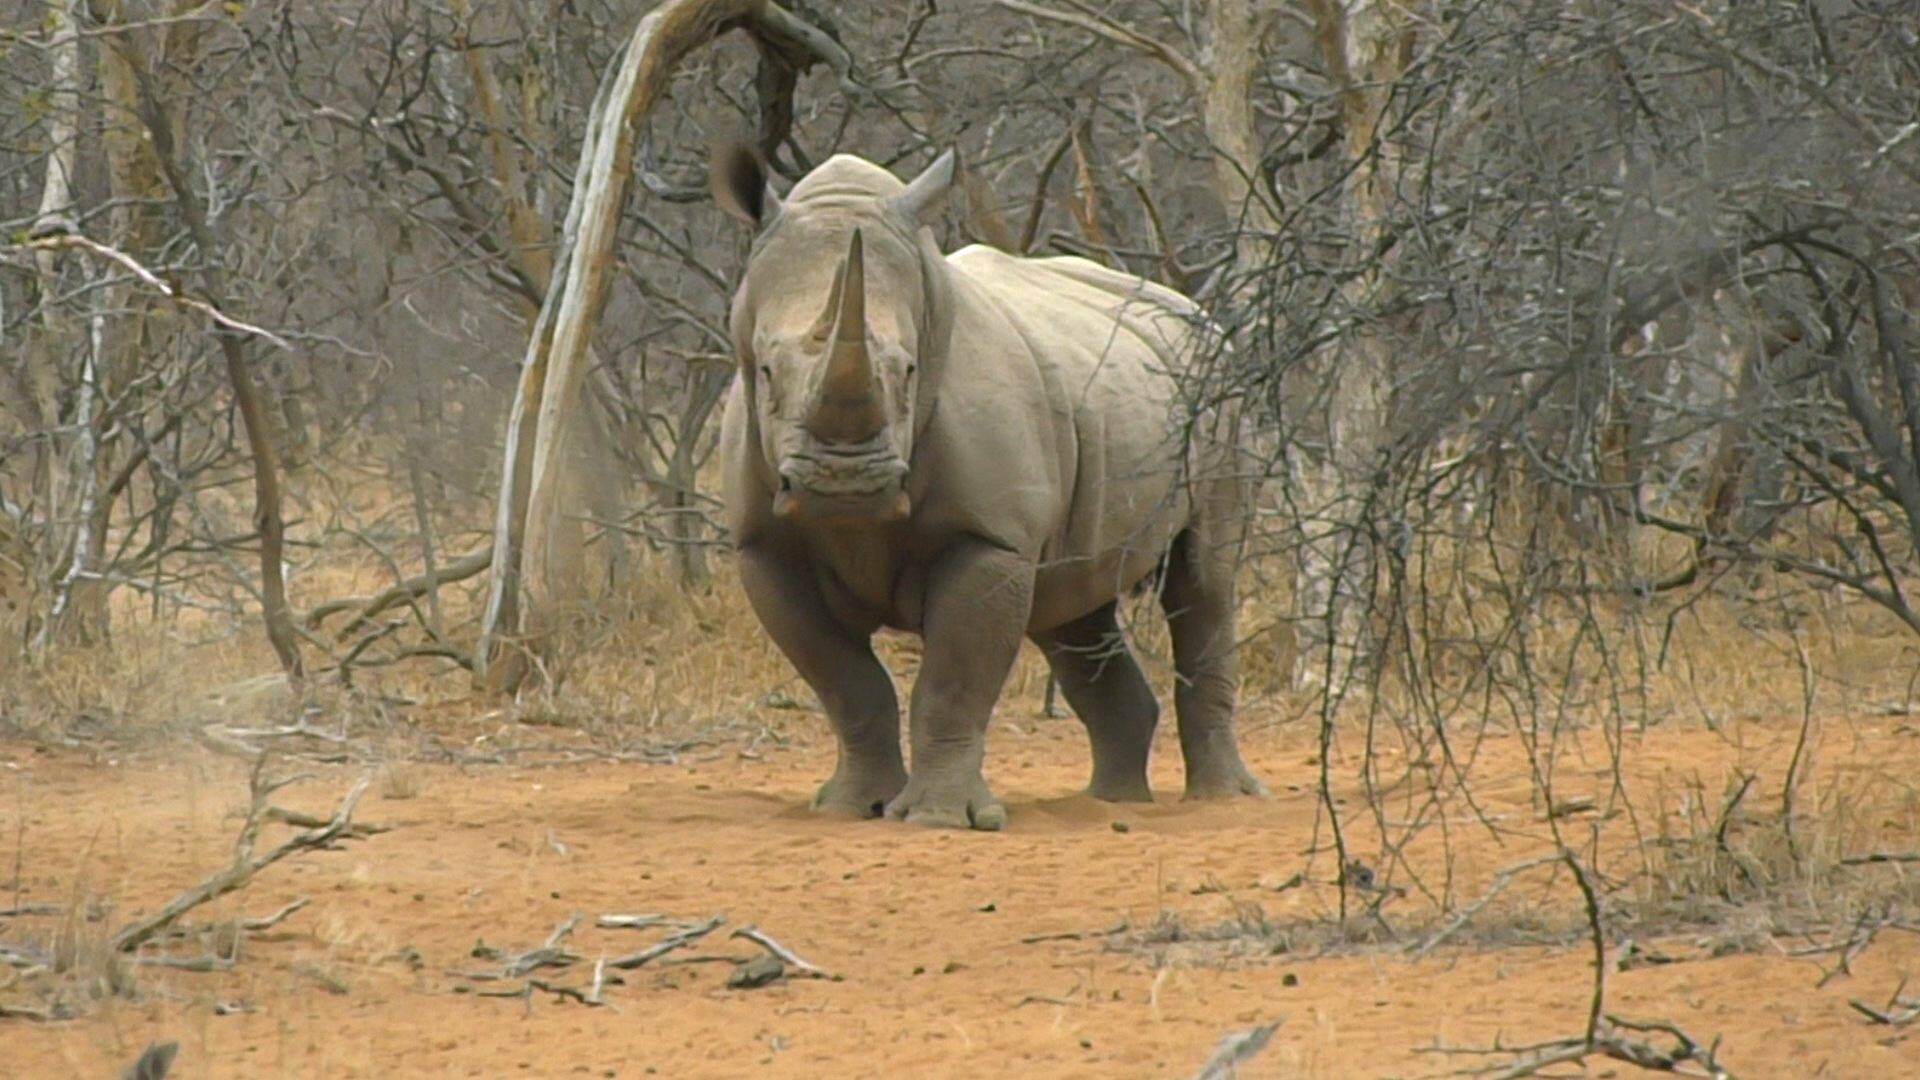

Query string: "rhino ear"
[890, 148, 957, 226]
[712, 142, 782, 226]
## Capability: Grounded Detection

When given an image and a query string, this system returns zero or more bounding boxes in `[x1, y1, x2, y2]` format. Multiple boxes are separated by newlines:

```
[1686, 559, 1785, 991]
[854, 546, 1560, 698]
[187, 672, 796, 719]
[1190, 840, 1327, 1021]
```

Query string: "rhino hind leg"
[1033, 602, 1157, 802]
[1161, 530, 1268, 800]
[738, 546, 907, 817]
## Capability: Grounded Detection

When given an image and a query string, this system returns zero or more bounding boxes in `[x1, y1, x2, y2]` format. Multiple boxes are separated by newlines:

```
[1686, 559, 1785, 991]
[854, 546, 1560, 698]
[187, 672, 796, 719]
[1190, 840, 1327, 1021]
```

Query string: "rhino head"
[714, 146, 955, 526]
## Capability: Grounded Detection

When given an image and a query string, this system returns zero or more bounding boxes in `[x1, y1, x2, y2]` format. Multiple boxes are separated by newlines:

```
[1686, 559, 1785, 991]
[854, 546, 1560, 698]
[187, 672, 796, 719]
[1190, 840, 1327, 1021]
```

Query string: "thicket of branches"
[2, 1, 1916, 906]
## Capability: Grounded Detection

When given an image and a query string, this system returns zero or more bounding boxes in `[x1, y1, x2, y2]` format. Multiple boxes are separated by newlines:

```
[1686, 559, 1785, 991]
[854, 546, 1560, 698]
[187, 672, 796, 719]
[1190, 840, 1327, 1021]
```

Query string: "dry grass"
[1635, 769, 1920, 941]
[1, 885, 132, 1021]
[1103, 765, 1920, 974]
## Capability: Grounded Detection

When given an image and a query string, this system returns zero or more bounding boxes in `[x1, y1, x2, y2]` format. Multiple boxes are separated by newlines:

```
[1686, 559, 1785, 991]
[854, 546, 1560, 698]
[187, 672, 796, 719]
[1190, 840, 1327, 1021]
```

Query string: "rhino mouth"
[774, 444, 909, 524]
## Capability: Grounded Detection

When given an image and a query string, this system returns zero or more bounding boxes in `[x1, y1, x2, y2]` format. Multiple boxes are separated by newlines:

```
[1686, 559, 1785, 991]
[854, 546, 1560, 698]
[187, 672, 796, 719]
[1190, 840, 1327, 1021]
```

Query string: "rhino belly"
[1027, 504, 1185, 632]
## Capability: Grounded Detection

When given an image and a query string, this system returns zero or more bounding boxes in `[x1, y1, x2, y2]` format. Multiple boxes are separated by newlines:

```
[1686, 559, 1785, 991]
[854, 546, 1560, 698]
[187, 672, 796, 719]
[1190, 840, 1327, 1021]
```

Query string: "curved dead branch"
[479, 0, 852, 694]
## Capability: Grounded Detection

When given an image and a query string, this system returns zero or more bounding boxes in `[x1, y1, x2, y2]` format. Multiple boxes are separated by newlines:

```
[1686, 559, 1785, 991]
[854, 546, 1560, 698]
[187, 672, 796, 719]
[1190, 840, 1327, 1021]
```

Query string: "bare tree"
[476, 0, 850, 694]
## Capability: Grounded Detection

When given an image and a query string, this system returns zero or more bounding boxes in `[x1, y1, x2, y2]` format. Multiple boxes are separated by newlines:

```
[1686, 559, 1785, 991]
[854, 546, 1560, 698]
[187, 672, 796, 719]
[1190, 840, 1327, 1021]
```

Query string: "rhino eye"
[905, 364, 916, 379]
[758, 364, 772, 382]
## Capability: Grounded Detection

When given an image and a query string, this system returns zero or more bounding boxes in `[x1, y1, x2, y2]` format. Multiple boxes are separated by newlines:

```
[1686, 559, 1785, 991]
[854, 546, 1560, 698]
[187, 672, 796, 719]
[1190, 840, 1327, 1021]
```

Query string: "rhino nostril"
[779, 475, 793, 492]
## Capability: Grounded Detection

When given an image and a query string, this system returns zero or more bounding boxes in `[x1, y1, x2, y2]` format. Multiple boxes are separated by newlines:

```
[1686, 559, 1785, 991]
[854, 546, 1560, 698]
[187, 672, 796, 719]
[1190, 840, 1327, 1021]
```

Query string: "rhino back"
[933, 246, 1205, 627]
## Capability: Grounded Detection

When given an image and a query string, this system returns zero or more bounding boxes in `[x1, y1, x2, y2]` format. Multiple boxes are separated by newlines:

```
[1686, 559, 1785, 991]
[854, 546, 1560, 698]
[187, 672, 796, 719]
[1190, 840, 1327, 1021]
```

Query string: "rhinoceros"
[712, 146, 1265, 830]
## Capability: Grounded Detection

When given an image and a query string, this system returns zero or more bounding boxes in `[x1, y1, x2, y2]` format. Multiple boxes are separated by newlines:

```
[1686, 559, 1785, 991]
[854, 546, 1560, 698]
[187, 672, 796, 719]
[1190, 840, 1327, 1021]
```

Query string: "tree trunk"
[478, 0, 849, 694]
[22, 0, 99, 648]
[1291, 0, 1411, 691]
[120, 31, 304, 682]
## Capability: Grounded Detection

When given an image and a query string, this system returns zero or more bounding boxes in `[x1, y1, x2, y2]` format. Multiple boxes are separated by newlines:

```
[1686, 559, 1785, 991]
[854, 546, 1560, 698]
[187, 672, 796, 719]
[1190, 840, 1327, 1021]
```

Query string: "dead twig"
[1850, 976, 1920, 1026]
[1020, 919, 1129, 945]
[131, 953, 235, 972]
[528, 976, 604, 1006]
[730, 924, 840, 980]
[1412, 854, 1560, 959]
[1429, 1016, 1738, 1078]
[1188, 1021, 1280, 1080]
[1, 941, 53, 968]
[464, 916, 582, 979]
[1812, 906, 1896, 988]
[265, 805, 389, 836]
[109, 766, 377, 955]
[1840, 851, 1920, 865]
[606, 914, 724, 970]
[293, 960, 351, 995]
[243, 897, 311, 931]
[596, 913, 675, 930]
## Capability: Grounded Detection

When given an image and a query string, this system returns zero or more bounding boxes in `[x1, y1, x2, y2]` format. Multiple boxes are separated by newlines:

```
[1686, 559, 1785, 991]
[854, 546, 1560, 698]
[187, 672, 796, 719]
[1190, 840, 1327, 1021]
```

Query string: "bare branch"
[7, 235, 294, 350]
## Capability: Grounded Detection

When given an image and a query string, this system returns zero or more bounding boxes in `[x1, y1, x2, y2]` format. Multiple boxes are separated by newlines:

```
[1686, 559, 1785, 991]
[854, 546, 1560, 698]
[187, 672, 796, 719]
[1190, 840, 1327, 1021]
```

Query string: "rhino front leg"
[887, 539, 1033, 831]
[739, 545, 906, 817]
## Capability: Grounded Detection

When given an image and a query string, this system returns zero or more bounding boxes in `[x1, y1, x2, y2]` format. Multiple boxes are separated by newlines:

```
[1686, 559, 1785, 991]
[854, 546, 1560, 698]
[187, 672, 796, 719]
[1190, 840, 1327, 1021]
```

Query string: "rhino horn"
[806, 229, 884, 443]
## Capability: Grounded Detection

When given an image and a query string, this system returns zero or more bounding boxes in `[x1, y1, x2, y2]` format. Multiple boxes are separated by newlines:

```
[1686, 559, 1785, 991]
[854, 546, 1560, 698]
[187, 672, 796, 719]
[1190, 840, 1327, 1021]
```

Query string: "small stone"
[1111, 821, 1131, 834]
[1282, 972, 1299, 986]
[727, 954, 785, 990]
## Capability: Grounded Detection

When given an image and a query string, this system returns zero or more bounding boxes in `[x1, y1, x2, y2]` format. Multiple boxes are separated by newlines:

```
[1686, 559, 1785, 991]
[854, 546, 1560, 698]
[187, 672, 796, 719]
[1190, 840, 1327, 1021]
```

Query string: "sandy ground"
[4, 712, 1920, 1079]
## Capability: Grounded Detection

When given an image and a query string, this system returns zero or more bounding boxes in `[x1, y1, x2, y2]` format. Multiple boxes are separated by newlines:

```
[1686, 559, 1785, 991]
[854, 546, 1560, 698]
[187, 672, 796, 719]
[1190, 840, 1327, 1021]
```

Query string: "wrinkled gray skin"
[713, 147, 1265, 830]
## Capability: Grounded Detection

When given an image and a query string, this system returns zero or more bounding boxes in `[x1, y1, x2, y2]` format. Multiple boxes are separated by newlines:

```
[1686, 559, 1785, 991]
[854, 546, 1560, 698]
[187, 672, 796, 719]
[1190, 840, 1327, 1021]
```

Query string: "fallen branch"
[1840, 851, 1920, 865]
[221, 719, 345, 744]
[1020, 918, 1129, 945]
[465, 916, 582, 979]
[597, 913, 674, 930]
[528, 976, 604, 1006]
[266, 805, 390, 838]
[131, 953, 235, 972]
[448, 913, 837, 1005]
[731, 924, 840, 980]
[243, 897, 311, 931]
[1814, 906, 1898, 987]
[1850, 977, 1920, 1026]
[1431, 1016, 1738, 1079]
[109, 767, 376, 955]
[1189, 1021, 1280, 1080]
[1412, 854, 1560, 959]
[1, 941, 53, 968]
[607, 914, 724, 970]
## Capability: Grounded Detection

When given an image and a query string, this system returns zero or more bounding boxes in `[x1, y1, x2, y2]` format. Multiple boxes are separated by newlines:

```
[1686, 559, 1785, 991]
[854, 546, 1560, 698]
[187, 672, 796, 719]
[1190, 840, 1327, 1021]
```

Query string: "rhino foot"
[1085, 774, 1154, 803]
[1183, 765, 1269, 801]
[811, 764, 908, 819]
[884, 775, 1006, 831]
